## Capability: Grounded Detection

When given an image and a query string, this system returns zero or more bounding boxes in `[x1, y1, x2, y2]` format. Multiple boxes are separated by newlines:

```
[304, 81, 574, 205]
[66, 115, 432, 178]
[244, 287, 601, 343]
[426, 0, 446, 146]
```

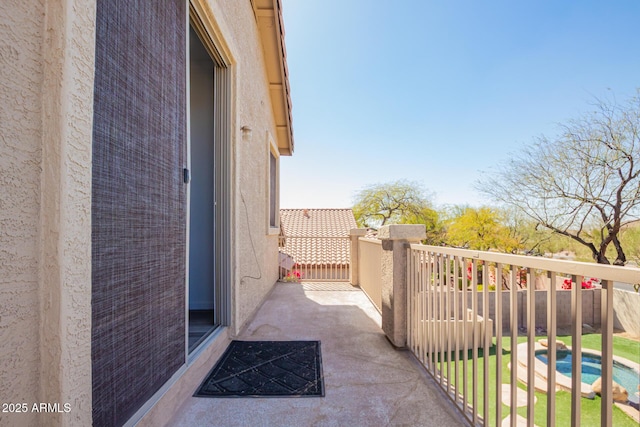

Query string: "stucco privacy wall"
[613, 289, 640, 338]
[198, 0, 283, 334]
[0, 1, 94, 427]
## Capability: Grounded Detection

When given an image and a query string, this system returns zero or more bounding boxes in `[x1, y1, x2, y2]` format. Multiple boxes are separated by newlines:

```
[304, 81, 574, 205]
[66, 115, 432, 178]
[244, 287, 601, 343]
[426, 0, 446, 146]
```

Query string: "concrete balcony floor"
[167, 282, 466, 426]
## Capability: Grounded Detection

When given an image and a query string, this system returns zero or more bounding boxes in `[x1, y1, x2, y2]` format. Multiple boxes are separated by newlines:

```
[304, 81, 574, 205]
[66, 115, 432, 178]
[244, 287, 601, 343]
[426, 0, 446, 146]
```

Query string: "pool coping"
[516, 341, 640, 401]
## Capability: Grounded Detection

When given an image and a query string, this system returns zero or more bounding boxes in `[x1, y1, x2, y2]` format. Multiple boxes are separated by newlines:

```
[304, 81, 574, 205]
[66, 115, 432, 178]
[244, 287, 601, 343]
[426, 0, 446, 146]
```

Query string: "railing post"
[600, 280, 613, 427]
[349, 228, 367, 286]
[378, 224, 426, 348]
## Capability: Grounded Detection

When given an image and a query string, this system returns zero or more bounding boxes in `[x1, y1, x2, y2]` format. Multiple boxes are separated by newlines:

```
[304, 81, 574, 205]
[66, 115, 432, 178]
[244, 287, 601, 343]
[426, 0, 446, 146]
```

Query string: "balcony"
[146, 225, 639, 427]
[161, 282, 467, 426]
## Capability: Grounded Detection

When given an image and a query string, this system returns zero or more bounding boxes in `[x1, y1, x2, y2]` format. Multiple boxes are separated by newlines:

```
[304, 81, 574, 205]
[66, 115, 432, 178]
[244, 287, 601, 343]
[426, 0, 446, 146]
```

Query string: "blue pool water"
[536, 349, 640, 404]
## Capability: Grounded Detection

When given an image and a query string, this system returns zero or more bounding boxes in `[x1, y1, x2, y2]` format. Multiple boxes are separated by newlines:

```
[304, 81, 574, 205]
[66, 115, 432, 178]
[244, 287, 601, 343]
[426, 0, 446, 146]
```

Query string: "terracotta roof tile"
[279, 209, 356, 265]
[280, 209, 357, 237]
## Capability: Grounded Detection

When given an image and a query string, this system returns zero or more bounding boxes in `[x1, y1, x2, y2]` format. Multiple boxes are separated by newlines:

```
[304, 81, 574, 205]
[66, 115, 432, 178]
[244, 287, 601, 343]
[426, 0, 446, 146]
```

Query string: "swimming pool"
[536, 349, 640, 404]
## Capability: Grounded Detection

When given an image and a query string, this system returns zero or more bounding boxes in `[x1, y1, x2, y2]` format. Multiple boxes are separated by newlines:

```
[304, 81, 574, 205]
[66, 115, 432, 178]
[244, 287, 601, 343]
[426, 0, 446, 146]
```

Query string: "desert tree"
[499, 206, 556, 255]
[445, 206, 519, 252]
[399, 206, 446, 245]
[479, 91, 640, 265]
[619, 223, 640, 266]
[352, 180, 440, 237]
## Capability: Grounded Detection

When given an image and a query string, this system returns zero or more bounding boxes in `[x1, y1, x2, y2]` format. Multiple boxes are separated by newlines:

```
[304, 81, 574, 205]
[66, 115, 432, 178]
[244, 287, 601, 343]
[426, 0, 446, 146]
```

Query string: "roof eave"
[253, 0, 294, 156]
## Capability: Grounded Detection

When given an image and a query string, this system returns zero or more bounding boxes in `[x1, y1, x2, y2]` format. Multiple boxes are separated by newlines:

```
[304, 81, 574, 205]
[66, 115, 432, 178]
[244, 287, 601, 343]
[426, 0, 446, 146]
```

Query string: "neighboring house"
[1, 1, 293, 426]
[279, 209, 357, 281]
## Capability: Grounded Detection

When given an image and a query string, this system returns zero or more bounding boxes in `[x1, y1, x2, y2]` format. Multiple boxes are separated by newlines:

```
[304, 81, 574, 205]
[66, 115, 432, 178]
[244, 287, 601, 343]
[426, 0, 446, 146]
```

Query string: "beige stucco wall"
[0, 2, 44, 425]
[2, 0, 285, 424]
[613, 289, 640, 338]
[0, 1, 94, 426]
[198, 0, 282, 335]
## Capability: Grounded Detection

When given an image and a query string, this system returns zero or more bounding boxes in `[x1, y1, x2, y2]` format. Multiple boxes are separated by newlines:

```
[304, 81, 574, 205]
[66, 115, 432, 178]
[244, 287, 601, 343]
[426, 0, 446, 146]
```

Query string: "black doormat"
[194, 340, 324, 397]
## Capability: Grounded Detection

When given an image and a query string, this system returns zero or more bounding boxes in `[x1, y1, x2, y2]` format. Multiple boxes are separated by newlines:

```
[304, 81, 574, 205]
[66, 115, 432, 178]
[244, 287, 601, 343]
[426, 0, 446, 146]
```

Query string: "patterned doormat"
[194, 341, 324, 397]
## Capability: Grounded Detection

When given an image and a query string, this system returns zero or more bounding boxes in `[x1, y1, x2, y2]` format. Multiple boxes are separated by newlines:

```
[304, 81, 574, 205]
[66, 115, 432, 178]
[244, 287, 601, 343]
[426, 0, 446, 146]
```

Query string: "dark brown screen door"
[91, 1, 187, 425]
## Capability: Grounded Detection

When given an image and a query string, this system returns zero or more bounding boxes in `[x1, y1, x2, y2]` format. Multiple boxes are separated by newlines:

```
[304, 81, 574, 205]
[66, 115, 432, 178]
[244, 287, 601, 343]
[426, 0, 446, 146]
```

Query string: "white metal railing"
[406, 244, 640, 427]
[358, 238, 383, 312]
[278, 236, 350, 282]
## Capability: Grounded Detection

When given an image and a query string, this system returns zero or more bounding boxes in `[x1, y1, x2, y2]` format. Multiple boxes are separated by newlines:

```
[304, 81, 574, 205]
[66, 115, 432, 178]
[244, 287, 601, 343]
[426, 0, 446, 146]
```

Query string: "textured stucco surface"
[199, 0, 283, 335]
[40, 2, 95, 426]
[2, 0, 284, 424]
[379, 225, 426, 347]
[0, 1, 95, 426]
[0, 2, 44, 426]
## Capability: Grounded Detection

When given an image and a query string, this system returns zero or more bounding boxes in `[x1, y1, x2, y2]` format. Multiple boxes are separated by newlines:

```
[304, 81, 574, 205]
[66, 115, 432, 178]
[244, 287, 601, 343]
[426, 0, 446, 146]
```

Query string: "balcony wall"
[613, 289, 640, 337]
[358, 238, 383, 311]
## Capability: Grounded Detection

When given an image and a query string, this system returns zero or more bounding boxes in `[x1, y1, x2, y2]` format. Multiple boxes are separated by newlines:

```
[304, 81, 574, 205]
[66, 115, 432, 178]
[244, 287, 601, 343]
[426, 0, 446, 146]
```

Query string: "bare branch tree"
[478, 91, 640, 265]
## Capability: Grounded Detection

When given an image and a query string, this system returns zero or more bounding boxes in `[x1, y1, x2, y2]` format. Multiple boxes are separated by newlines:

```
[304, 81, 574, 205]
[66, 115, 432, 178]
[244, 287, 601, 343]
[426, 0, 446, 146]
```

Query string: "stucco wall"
[0, 3, 44, 425]
[2, 0, 285, 424]
[613, 289, 640, 338]
[198, 0, 282, 334]
[0, 1, 95, 426]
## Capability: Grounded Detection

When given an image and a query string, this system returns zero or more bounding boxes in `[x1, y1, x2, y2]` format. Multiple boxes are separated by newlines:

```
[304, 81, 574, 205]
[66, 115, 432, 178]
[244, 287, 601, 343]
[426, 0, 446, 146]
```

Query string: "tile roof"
[279, 209, 356, 265]
[280, 209, 357, 237]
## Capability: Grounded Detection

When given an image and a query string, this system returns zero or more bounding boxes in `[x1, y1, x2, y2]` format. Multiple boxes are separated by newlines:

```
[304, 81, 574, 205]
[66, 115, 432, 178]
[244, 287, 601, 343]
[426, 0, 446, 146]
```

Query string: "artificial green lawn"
[434, 334, 639, 426]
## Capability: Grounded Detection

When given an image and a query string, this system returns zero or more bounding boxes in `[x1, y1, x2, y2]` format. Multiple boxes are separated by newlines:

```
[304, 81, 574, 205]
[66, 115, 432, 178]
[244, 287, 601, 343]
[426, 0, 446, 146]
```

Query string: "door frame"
[185, 1, 235, 360]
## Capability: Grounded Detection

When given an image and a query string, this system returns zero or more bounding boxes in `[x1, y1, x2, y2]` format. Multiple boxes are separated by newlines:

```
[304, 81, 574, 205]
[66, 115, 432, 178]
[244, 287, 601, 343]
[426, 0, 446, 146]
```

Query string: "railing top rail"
[409, 243, 640, 284]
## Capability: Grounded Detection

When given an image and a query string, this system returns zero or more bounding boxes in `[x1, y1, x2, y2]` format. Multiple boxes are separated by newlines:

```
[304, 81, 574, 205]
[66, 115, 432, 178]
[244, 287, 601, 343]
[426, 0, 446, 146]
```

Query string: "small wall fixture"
[241, 125, 252, 141]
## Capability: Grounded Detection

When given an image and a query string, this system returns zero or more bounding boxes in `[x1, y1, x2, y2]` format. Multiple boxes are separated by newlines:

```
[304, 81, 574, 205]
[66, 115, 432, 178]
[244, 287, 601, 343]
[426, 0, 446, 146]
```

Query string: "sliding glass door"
[187, 22, 230, 353]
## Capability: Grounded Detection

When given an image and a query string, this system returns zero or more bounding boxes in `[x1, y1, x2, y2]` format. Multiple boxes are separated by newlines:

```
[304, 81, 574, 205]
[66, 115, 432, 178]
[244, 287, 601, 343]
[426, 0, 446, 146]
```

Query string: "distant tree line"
[352, 90, 640, 266]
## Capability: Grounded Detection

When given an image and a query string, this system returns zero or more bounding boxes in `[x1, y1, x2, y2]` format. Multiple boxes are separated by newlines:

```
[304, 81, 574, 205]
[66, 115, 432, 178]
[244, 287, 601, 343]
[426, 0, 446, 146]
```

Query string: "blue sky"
[279, 1, 640, 209]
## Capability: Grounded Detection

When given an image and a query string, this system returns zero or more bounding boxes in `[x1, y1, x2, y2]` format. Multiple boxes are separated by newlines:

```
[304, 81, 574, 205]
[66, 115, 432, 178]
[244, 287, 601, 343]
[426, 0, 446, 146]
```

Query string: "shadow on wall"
[613, 289, 640, 338]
